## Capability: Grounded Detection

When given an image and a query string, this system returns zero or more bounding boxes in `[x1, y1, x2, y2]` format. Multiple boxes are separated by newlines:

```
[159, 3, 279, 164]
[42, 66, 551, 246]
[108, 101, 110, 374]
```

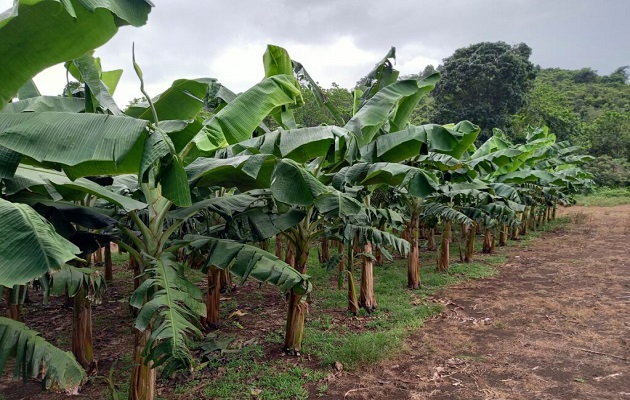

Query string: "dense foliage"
[515, 67, 630, 187]
[432, 42, 537, 141]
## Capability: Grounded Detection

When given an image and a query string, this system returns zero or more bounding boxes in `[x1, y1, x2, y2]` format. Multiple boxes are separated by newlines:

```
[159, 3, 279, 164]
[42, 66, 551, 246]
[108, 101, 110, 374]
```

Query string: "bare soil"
[320, 205, 630, 399]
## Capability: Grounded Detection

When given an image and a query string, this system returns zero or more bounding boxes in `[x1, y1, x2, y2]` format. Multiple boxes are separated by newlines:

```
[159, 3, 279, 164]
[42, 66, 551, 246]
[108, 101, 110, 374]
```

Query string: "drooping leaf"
[0, 96, 85, 114]
[184, 235, 311, 295]
[0, 112, 148, 179]
[72, 53, 122, 115]
[16, 79, 41, 100]
[159, 157, 192, 207]
[0, 199, 79, 287]
[271, 159, 328, 206]
[50, 265, 106, 303]
[31, 200, 117, 230]
[186, 154, 276, 191]
[130, 254, 205, 378]
[125, 78, 216, 122]
[0, 317, 86, 391]
[6, 165, 147, 211]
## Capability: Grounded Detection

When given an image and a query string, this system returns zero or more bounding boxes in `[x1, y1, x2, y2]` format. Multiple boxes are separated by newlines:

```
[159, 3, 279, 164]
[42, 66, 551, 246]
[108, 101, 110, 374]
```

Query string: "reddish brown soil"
[320, 205, 630, 399]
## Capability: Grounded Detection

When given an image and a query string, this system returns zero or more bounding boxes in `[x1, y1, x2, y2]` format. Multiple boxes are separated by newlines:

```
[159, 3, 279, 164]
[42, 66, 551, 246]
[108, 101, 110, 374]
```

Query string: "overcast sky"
[3, 0, 629, 105]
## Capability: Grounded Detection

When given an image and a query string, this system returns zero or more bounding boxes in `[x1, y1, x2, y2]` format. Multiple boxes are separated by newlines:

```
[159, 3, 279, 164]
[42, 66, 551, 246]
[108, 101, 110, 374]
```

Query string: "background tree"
[515, 66, 630, 186]
[293, 83, 353, 127]
[432, 41, 536, 141]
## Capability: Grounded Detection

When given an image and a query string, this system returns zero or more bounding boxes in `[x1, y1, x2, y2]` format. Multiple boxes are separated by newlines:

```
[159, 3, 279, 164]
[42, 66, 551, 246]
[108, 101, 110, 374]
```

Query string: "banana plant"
[0, 37, 320, 400]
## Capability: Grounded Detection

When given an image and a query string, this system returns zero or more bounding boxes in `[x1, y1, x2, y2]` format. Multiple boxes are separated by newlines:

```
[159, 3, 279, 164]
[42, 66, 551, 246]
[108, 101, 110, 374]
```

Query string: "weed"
[570, 212, 592, 225]
[575, 188, 630, 207]
[317, 383, 328, 395]
[494, 321, 508, 330]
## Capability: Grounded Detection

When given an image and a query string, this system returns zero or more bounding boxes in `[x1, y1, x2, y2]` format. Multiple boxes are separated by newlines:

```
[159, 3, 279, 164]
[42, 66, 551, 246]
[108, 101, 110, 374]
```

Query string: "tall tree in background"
[432, 42, 536, 141]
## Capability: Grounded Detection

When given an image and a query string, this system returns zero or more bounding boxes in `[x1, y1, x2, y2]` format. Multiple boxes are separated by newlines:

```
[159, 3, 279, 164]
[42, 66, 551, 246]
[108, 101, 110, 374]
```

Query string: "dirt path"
[323, 206, 630, 399]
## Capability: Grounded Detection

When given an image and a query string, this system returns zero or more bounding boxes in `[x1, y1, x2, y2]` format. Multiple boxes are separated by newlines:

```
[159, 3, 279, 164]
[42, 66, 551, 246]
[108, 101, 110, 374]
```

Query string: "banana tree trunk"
[284, 231, 310, 354]
[202, 265, 221, 329]
[464, 222, 476, 263]
[482, 228, 493, 254]
[407, 213, 421, 289]
[219, 269, 232, 293]
[358, 241, 377, 312]
[510, 223, 520, 240]
[499, 224, 508, 247]
[285, 242, 296, 269]
[519, 207, 528, 236]
[129, 327, 156, 400]
[529, 207, 537, 231]
[104, 245, 113, 283]
[92, 247, 102, 265]
[437, 220, 451, 272]
[552, 204, 557, 220]
[427, 227, 436, 251]
[4, 287, 22, 321]
[284, 290, 307, 355]
[129, 253, 141, 290]
[319, 237, 330, 263]
[345, 240, 359, 314]
[259, 239, 269, 252]
[275, 233, 283, 258]
[72, 286, 94, 370]
[460, 222, 468, 239]
[337, 241, 345, 289]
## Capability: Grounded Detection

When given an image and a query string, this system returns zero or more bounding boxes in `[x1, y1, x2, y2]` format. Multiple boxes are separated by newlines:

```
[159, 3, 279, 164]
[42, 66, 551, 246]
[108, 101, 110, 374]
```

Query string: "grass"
[574, 187, 630, 207]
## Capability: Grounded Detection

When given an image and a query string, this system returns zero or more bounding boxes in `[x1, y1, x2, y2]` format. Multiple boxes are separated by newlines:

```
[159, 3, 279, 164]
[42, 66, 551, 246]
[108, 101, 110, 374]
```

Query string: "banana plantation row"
[0, 2, 592, 399]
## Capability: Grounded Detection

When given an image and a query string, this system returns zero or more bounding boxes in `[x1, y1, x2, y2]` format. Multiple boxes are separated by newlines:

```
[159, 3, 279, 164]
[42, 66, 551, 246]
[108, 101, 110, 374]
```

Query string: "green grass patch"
[175, 347, 326, 400]
[575, 187, 630, 207]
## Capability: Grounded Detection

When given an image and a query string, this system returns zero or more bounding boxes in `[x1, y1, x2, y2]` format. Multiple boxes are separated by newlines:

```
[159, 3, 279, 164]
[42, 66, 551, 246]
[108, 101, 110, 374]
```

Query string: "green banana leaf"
[126, 78, 216, 123]
[50, 264, 106, 301]
[193, 75, 302, 150]
[0, 112, 149, 179]
[0, 96, 85, 114]
[270, 159, 329, 206]
[184, 235, 311, 295]
[6, 165, 147, 211]
[16, 79, 41, 100]
[71, 53, 122, 115]
[345, 77, 439, 147]
[0, 317, 86, 391]
[169, 192, 267, 222]
[0, 198, 79, 287]
[186, 154, 276, 191]
[0, 0, 152, 107]
[130, 253, 205, 378]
